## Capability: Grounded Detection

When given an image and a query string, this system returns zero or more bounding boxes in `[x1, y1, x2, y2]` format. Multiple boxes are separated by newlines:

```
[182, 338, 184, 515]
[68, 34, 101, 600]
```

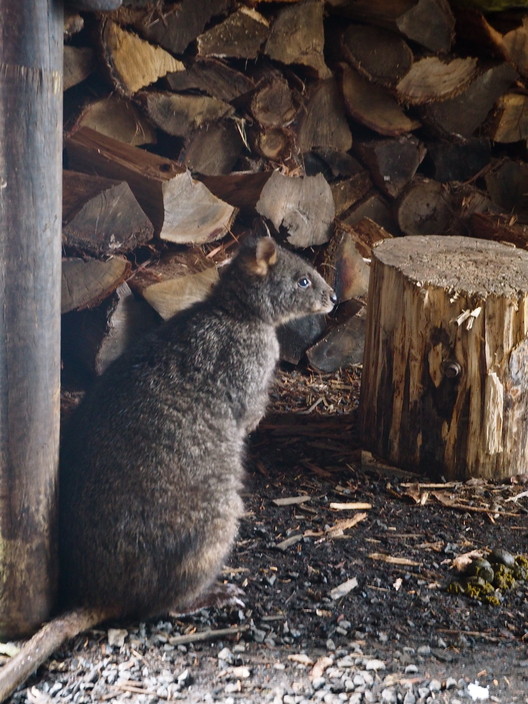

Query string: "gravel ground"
[5, 366, 528, 703]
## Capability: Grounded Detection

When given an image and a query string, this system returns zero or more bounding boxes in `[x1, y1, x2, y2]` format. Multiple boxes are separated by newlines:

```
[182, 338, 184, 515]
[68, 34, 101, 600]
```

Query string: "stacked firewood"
[62, 0, 528, 379]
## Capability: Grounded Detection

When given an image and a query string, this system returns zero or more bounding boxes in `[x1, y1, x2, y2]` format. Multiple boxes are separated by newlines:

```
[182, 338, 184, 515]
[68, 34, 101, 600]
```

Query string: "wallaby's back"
[59, 237, 336, 618]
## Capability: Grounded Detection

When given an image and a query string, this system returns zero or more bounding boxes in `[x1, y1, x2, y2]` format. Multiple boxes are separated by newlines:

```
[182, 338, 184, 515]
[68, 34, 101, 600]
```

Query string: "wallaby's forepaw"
[170, 582, 245, 616]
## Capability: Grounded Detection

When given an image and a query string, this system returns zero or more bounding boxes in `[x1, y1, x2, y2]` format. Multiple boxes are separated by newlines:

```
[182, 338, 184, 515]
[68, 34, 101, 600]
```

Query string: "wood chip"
[273, 496, 312, 506]
[329, 577, 358, 600]
[368, 553, 420, 567]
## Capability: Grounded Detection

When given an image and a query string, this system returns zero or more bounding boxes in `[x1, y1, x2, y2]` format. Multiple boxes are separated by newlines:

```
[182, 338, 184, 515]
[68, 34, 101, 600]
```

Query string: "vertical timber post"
[0, 1, 63, 636]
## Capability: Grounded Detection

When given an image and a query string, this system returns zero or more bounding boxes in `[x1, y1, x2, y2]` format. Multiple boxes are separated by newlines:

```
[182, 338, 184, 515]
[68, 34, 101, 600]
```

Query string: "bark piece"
[340, 64, 420, 137]
[356, 136, 426, 199]
[307, 306, 366, 372]
[341, 24, 412, 87]
[359, 235, 528, 479]
[256, 172, 335, 247]
[61, 256, 131, 314]
[264, 0, 330, 79]
[62, 282, 160, 377]
[72, 95, 157, 146]
[100, 20, 184, 95]
[396, 57, 479, 106]
[422, 63, 517, 139]
[197, 7, 269, 59]
[329, 0, 455, 53]
[488, 93, 528, 143]
[166, 58, 255, 102]
[296, 77, 353, 152]
[63, 170, 154, 255]
[63, 46, 96, 91]
[66, 127, 236, 243]
[183, 122, 244, 176]
[396, 179, 453, 236]
[140, 91, 234, 138]
[471, 212, 528, 249]
[110, 0, 231, 55]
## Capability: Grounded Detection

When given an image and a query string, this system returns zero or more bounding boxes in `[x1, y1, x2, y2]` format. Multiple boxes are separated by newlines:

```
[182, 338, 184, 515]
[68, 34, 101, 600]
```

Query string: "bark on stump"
[359, 236, 528, 480]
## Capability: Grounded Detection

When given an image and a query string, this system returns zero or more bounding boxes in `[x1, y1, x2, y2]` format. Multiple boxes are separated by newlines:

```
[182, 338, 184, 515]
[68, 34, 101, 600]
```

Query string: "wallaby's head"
[229, 237, 337, 325]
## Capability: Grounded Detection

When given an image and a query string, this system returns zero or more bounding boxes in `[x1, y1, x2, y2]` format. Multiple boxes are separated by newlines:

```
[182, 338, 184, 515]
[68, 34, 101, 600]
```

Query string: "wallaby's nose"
[330, 291, 338, 305]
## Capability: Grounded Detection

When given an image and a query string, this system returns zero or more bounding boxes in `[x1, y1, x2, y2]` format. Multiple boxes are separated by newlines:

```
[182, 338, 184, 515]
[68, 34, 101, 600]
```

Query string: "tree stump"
[359, 236, 528, 480]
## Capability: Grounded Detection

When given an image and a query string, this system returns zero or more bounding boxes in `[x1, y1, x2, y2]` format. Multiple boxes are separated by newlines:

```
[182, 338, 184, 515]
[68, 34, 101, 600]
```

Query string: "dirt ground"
[7, 366, 528, 703]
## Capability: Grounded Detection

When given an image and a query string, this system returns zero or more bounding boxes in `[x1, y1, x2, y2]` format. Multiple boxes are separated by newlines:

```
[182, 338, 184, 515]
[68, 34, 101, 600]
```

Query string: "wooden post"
[359, 236, 528, 480]
[0, 1, 62, 636]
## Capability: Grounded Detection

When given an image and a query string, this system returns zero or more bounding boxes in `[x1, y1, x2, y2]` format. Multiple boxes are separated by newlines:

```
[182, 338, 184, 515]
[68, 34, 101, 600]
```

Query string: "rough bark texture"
[360, 236, 528, 481]
[0, 0, 62, 637]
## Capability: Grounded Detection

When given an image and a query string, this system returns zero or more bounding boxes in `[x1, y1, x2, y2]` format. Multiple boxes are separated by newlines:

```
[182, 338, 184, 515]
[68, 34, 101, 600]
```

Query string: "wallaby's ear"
[245, 237, 278, 276]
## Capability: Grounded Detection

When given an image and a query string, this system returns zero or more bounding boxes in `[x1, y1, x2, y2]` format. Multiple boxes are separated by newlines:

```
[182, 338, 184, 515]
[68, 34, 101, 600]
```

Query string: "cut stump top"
[373, 235, 528, 298]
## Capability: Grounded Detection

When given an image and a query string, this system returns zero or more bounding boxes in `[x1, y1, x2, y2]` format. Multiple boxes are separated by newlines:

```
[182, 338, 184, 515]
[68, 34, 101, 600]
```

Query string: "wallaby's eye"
[297, 276, 312, 289]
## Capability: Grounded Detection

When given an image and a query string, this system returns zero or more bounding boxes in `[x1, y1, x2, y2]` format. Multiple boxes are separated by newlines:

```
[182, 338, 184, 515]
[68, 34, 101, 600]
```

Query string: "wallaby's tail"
[0, 607, 115, 703]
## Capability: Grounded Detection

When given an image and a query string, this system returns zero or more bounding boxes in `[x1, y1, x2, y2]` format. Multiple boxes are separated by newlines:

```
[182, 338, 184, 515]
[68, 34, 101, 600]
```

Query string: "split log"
[339, 64, 420, 137]
[295, 77, 353, 153]
[62, 282, 160, 377]
[109, 0, 231, 55]
[250, 71, 298, 129]
[66, 127, 237, 243]
[359, 235, 528, 480]
[139, 91, 234, 138]
[396, 178, 453, 236]
[395, 57, 479, 105]
[421, 63, 517, 139]
[342, 192, 396, 233]
[201, 171, 272, 210]
[330, 172, 372, 216]
[502, 16, 528, 78]
[256, 171, 334, 247]
[485, 159, 528, 221]
[356, 136, 426, 199]
[278, 315, 328, 365]
[306, 305, 366, 373]
[264, 0, 330, 79]
[426, 139, 491, 182]
[62, 170, 154, 255]
[196, 7, 269, 59]
[330, 0, 455, 53]
[250, 126, 293, 162]
[321, 218, 392, 301]
[488, 93, 528, 143]
[61, 256, 131, 314]
[63, 46, 96, 91]
[72, 95, 157, 146]
[166, 58, 255, 102]
[341, 24, 413, 87]
[183, 122, 244, 176]
[99, 19, 184, 95]
[130, 248, 219, 320]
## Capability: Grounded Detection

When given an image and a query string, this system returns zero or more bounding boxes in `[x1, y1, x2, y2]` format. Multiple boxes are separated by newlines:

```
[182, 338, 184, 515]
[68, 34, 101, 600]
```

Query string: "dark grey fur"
[59, 238, 336, 619]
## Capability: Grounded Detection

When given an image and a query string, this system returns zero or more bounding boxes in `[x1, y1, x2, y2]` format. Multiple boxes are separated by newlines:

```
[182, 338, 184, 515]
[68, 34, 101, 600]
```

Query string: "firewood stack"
[62, 0, 528, 379]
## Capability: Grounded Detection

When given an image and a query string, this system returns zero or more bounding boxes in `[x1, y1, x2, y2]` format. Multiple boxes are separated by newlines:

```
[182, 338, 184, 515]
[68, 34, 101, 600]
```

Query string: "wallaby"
[0, 236, 336, 701]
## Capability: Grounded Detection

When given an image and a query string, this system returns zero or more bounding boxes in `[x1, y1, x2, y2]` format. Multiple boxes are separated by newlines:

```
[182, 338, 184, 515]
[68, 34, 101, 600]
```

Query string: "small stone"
[312, 677, 326, 691]
[428, 679, 442, 692]
[381, 687, 398, 703]
[403, 692, 416, 704]
[417, 645, 431, 656]
[107, 628, 128, 648]
[218, 647, 234, 664]
[445, 678, 458, 690]
[365, 659, 386, 671]
[404, 664, 418, 674]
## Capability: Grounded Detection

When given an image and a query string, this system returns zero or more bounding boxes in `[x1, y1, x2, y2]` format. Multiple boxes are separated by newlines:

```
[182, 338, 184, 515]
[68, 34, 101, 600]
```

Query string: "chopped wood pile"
[62, 0, 528, 379]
